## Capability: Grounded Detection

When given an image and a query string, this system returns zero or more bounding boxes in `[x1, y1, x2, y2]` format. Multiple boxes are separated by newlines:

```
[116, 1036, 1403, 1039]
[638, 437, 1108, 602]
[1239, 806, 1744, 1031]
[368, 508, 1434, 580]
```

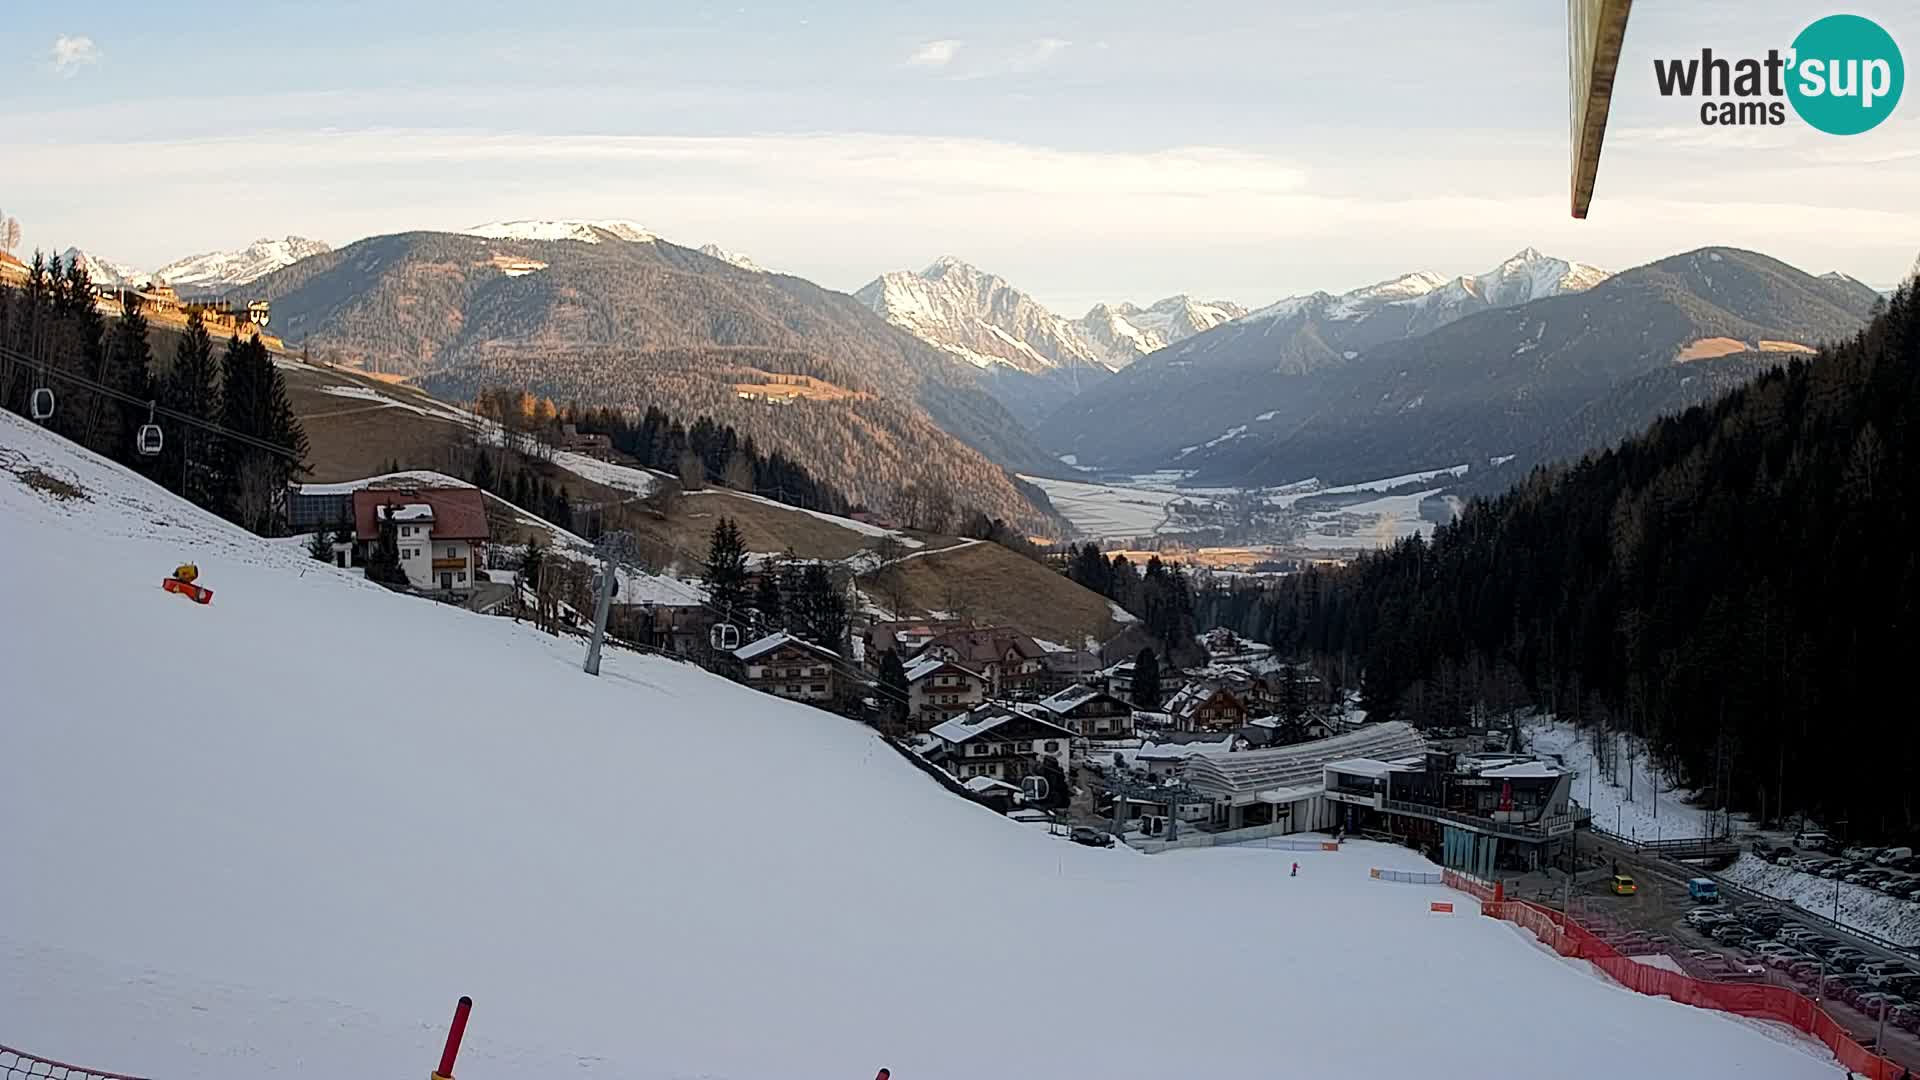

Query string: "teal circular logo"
[1787, 14, 1903, 135]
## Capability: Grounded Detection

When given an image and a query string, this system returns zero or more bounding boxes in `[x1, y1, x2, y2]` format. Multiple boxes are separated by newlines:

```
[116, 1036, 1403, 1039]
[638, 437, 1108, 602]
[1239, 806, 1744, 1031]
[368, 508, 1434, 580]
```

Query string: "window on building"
[446, 547, 455, 558]
[810, 684, 826, 693]
[456, 571, 466, 583]
[1044, 741, 1059, 752]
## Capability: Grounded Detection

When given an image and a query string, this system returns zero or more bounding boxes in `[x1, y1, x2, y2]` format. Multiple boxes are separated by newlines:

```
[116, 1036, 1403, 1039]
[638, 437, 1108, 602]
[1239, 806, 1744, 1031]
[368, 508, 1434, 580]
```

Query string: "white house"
[928, 704, 1074, 784]
[904, 656, 989, 731]
[351, 487, 489, 592]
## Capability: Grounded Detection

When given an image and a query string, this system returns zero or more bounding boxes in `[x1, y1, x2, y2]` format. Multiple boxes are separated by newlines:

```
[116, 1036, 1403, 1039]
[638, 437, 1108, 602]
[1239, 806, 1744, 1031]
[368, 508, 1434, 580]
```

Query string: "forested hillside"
[236, 231, 1063, 532]
[1182, 248, 1877, 487]
[1204, 277, 1919, 835]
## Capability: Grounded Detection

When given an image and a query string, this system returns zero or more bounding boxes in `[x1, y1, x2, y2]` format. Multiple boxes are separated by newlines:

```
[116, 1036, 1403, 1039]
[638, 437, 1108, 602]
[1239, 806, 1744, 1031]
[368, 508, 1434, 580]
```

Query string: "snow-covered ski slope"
[0, 413, 1838, 1078]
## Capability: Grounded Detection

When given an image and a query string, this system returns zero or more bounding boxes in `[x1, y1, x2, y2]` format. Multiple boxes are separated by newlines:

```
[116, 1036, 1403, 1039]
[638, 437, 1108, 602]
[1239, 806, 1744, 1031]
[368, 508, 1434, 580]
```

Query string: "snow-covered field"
[1528, 718, 1716, 842]
[1018, 474, 1185, 539]
[0, 413, 1841, 1080]
[1023, 468, 1463, 550]
[1722, 855, 1920, 948]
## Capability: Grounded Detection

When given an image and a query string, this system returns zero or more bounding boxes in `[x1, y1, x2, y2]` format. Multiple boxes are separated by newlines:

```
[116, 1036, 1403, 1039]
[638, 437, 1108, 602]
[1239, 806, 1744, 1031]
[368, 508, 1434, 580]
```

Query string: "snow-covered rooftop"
[929, 705, 1071, 745]
[1480, 760, 1565, 780]
[734, 631, 838, 663]
[384, 503, 433, 523]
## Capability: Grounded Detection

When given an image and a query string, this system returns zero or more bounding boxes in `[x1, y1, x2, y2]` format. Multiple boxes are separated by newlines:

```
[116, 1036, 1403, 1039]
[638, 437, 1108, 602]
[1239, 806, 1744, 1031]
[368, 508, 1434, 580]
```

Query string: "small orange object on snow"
[163, 564, 213, 604]
[1431, 901, 1455, 914]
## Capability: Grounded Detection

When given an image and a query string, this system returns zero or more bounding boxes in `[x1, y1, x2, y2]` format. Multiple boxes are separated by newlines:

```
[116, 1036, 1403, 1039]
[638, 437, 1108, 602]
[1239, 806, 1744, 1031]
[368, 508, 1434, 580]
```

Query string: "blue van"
[1688, 877, 1721, 903]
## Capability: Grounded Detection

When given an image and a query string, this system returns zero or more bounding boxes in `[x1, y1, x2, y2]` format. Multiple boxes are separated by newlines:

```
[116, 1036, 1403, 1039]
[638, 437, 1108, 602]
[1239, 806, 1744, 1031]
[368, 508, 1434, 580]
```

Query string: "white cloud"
[1013, 38, 1071, 70]
[906, 40, 961, 68]
[50, 35, 101, 77]
[5, 125, 1915, 310]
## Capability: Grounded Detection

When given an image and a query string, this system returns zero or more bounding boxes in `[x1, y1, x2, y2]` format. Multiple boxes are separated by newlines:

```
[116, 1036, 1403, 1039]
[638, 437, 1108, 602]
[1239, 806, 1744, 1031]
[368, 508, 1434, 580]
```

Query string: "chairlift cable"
[0, 343, 302, 462]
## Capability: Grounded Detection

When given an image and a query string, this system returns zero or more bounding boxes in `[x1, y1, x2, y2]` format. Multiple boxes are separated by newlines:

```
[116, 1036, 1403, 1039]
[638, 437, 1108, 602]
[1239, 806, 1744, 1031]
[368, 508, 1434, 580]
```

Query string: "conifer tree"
[106, 293, 154, 469]
[1131, 648, 1162, 710]
[162, 310, 223, 510]
[878, 648, 910, 731]
[703, 516, 750, 622]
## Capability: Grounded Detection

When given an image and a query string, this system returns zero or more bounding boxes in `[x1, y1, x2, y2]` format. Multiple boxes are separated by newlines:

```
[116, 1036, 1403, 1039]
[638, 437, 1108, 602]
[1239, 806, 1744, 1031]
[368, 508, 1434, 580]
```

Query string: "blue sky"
[4, 1, 1914, 310]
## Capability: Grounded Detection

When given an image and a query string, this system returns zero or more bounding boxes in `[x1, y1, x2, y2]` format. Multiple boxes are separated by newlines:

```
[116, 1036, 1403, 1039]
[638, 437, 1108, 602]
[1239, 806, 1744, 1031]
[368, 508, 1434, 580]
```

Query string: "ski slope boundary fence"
[1370, 868, 1444, 885]
[1479, 899, 1903, 1079]
[2, 1045, 152, 1080]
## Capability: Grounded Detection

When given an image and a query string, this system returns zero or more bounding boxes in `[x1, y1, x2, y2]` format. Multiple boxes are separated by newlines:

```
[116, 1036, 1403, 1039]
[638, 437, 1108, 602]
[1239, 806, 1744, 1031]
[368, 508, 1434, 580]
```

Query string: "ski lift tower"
[582, 530, 637, 676]
[1101, 766, 1210, 844]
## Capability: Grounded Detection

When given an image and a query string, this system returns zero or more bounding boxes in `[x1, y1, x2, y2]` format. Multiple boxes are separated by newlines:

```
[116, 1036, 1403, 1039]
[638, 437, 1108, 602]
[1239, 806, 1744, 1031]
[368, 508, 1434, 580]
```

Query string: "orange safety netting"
[1483, 899, 1904, 1079]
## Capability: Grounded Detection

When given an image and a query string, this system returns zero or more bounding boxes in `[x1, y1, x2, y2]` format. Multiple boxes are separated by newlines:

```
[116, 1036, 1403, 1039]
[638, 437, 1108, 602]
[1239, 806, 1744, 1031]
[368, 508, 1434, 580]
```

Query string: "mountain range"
[62, 237, 333, 294]
[44, 221, 1884, 536]
[854, 256, 1243, 428]
[232, 227, 1064, 532]
[1152, 249, 1879, 487]
[1042, 248, 1613, 471]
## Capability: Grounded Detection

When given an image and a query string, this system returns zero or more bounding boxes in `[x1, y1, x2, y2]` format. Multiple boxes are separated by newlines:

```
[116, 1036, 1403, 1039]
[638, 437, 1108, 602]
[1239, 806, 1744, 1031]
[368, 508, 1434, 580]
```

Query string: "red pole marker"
[433, 996, 473, 1080]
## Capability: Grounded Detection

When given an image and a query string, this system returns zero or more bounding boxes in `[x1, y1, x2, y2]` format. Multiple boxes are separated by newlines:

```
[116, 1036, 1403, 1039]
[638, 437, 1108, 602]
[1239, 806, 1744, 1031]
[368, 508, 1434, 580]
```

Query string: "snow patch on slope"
[464, 219, 657, 244]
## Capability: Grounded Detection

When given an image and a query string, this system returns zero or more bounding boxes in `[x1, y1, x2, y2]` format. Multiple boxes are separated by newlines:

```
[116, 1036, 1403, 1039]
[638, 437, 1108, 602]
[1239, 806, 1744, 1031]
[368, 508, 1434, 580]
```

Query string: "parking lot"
[1561, 836, 1920, 1071]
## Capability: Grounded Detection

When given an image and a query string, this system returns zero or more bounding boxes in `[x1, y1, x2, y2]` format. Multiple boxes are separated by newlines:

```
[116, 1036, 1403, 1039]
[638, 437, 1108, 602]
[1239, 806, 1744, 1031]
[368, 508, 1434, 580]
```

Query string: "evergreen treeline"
[562, 401, 851, 515]
[702, 517, 849, 651]
[1064, 543, 1198, 654]
[1, 252, 307, 533]
[1215, 281, 1920, 836]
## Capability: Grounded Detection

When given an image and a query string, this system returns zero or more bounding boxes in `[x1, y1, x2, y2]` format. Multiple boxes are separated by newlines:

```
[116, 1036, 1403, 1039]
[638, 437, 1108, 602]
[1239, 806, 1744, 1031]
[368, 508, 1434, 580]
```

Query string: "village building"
[1323, 752, 1578, 875]
[555, 423, 615, 460]
[1036, 648, 1102, 694]
[1101, 658, 1137, 700]
[1034, 684, 1136, 739]
[862, 619, 967, 668]
[904, 656, 989, 731]
[0, 250, 29, 287]
[1127, 733, 1240, 779]
[1182, 721, 1430, 833]
[911, 627, 1049, 697]
[734, 632, 842, 705]
[349, 487, 489, 592]
[925, 704, 1074, 784]
[1164, 679, 1251, 732]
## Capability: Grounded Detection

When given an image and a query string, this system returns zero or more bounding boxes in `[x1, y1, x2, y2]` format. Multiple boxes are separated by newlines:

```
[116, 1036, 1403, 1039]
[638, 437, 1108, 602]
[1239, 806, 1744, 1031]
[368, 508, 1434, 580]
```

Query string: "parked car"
[1820, 863, 1853, 879]
[1711, 924, 1753, 944]
[1892, 855, 1920, 872]
[1864, 962, 1916, 986]
[1068, 827, 1115, 848]
[1845, 846, 1881, 862]
[1797, 830, 1833, 849]
[1861, 993, 1908, 1019]
[1876, 846, 1914, 865]
[1893, 1004, 1920, 1034]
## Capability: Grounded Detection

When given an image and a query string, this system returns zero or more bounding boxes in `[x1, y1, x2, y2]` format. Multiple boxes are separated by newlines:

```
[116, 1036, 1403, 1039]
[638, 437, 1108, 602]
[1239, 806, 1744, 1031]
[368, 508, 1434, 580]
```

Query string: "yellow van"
[1610, 874, 1638, 896]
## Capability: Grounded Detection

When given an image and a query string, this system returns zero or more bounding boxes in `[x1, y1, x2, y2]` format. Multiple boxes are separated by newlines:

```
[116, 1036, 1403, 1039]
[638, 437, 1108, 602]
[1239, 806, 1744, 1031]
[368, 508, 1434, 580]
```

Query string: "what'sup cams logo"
[1654, 14, 1903, 134]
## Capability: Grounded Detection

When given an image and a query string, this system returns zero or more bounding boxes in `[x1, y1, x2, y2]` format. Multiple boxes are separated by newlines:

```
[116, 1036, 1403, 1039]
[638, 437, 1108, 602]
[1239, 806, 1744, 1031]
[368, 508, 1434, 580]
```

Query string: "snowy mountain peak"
[463, 219, 657, 244]
[1244, 251, 1607, 328]
[58, 247, 148, 288]
[154, 236, 331, 293]
[698, 243, 765, 273]
[856, 259, 1106, 375]
[1075, 294, 1247, 365]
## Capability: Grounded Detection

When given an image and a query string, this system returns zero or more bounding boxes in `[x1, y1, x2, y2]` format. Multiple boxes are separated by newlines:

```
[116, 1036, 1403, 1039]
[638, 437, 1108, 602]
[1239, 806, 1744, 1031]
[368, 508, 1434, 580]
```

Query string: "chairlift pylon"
[136, 401, 163, 457]
[710, 622, 741, 652]
[29, 386, 55, 421]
